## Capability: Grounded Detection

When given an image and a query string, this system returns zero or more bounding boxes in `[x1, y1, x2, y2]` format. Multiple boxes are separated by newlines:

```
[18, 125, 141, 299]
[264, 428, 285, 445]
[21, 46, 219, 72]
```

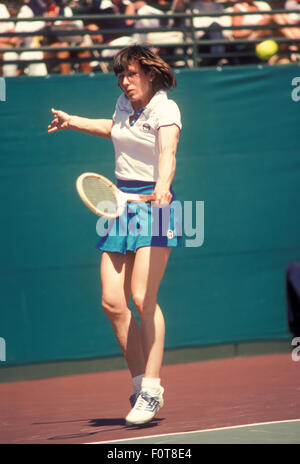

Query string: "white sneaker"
[125, 387, 164, 426]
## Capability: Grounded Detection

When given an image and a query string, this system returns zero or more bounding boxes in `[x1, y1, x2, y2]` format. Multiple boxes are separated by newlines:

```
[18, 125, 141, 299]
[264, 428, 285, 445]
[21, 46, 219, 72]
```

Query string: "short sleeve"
[156, 99, 182, 131]
[112, 95, 120, 121]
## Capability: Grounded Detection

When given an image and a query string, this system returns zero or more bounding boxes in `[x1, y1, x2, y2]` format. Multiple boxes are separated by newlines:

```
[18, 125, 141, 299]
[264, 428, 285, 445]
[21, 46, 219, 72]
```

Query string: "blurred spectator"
[89, 0, 133, 43]
[15, 0, 48, 75]
[285, 0, 300, 21]
[100, 0, 185, 64]
[6, 0, 299, 73]
[83, 0, 135, 69]
[129, 1, 183, 45]
[81, 22, 108, 72]
[41, 0, 93, 74]
[192, 0, 228, 65]
[172, 0, 232, 31]
[228, 1, 300, 65]
[125, 1, 166, 47]
[268, 11, 300, 64]
[231, 0, 272, 40]
[136, 1, 186, 64]
[171, 0, 232, 66]
[98, 1, 158, 59]
[228, 0, 273, 64]
[0, 2, 22, 76]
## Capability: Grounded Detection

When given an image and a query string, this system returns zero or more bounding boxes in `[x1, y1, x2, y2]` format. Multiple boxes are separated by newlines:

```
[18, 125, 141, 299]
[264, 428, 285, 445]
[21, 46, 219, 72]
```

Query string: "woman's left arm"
[154, 124, 180, 206]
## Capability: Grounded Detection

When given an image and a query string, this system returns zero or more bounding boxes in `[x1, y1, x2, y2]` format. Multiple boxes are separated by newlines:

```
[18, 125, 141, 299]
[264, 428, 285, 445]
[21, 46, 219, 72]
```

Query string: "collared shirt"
[111, 90, 182, 182]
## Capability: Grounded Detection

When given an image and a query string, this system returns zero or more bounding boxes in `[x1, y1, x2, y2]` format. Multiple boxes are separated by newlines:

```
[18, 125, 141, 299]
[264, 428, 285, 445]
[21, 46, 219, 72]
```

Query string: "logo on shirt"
[142, 123, 151, 132]
[167, 229, 174, 239]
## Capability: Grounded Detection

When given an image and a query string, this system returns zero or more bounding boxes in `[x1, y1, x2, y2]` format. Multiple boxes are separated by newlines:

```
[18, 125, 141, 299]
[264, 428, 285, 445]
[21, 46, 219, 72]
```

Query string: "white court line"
[86, 418, 300, 444]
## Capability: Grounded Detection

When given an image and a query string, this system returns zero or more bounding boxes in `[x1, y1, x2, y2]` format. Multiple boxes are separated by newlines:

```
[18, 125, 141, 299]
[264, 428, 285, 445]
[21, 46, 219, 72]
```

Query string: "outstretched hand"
[48, 108, 71, 133]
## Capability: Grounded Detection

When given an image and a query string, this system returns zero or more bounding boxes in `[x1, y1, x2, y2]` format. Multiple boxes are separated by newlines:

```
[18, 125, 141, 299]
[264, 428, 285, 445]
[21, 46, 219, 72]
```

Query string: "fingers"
[152, 191, 172, 207]
[48, 108, 69, 133]
[48, 123, 59, 133]
[51, 108, 65, 119]
[47, 114, 59, 133]
[51, 108, 63, 119]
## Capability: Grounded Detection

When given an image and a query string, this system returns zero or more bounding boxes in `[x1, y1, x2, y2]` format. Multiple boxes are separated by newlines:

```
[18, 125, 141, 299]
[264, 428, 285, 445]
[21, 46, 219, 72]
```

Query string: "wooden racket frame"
[76, 172, 155, 218]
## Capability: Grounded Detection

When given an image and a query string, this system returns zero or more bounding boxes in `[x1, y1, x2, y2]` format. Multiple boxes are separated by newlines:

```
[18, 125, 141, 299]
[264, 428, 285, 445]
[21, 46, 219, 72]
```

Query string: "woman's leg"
[100, 251, 146, 377]
[125, 246, 171, 425]
[131, 246, 172, 379]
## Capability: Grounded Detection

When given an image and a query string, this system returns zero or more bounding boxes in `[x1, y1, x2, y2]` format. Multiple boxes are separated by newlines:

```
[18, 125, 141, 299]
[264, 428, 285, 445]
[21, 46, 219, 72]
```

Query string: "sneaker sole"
[125, 400, 164, 426]
[125, 413, 159, 426]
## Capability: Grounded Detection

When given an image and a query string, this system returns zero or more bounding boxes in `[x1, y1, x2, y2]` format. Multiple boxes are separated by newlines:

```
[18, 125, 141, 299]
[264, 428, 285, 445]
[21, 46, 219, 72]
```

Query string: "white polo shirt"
[111, 90, 182, 182]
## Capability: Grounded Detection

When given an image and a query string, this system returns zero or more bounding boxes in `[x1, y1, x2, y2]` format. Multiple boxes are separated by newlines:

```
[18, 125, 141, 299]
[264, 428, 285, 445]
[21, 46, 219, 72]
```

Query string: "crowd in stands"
[1, 0, 300, 76]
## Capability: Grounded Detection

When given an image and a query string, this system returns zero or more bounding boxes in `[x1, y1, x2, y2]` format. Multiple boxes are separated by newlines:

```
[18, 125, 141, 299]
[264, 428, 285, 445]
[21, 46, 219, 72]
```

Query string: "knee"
[101, 295, 126, 320]
[132, 292, 155, 316]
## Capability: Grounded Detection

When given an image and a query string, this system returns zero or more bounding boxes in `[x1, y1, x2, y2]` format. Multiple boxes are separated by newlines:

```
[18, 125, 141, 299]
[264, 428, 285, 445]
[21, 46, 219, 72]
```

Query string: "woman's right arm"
[48, 108, 113, 139]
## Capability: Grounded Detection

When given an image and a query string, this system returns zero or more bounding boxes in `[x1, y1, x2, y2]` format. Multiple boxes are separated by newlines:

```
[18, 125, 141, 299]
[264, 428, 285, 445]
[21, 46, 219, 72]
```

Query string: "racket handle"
[126, 193, 156, 203]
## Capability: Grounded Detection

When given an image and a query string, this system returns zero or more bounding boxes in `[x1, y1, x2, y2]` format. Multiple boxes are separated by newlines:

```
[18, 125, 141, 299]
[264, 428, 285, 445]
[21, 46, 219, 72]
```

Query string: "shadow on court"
[46, 418, 164, 442]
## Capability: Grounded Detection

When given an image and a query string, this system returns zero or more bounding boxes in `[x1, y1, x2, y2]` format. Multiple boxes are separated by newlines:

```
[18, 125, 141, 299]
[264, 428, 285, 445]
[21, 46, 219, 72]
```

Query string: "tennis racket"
[76, 172, 155, 218]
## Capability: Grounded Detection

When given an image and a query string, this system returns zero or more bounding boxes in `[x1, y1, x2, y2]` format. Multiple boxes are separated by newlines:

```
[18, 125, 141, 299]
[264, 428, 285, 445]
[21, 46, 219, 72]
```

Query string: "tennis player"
[48, 45, 182, 426]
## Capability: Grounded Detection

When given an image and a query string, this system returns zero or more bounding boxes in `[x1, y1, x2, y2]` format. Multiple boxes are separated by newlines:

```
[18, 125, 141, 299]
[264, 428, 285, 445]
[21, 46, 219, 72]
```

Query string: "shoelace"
[129, 392, 138, 407]
[134, 392, 159, 412]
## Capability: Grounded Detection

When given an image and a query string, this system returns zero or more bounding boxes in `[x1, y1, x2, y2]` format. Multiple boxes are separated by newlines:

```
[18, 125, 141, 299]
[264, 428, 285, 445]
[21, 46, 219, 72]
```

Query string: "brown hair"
[113, 45, 177, 93]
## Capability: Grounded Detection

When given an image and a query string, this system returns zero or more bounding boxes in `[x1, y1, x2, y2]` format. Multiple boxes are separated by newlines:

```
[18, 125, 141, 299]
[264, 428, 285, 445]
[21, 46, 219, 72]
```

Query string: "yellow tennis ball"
[256, 40, 278, 60]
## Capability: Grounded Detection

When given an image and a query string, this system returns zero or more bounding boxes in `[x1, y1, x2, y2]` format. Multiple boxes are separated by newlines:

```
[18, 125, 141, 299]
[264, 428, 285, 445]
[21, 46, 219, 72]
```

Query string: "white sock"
[141, 377, 161, 394]
[132, 374, 144, 394]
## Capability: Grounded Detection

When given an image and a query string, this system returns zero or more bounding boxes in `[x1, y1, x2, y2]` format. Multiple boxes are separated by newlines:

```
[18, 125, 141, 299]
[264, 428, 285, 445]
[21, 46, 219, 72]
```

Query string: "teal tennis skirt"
[95, 179, 182, 254]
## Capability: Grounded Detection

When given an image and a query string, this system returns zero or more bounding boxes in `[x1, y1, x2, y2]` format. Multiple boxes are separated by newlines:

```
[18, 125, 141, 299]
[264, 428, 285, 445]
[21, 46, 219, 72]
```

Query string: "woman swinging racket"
[48, 45, 182, 425]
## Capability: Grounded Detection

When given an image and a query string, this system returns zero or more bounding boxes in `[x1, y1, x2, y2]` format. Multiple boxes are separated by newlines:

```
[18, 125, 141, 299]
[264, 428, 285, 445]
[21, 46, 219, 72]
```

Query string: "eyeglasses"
[117, 71, 139, 84]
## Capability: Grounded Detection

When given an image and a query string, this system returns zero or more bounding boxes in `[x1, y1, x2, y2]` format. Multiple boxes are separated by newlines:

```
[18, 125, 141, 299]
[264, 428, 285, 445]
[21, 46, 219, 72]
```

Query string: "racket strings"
[82, 177, 118, 215]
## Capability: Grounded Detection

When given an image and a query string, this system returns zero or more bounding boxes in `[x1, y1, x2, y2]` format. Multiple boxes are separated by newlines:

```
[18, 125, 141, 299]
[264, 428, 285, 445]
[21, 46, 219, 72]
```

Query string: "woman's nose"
[122, 75, 130, 86]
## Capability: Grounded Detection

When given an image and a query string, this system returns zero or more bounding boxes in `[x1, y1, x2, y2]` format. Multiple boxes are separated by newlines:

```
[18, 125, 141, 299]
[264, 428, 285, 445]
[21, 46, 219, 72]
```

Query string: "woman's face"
[117, 60, 154, 111]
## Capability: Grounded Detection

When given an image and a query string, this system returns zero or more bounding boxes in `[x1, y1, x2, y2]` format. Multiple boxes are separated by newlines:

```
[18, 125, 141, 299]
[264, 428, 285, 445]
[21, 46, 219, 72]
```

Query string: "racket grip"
[141, 193, 156, 203]
[126, 193, 156, 203]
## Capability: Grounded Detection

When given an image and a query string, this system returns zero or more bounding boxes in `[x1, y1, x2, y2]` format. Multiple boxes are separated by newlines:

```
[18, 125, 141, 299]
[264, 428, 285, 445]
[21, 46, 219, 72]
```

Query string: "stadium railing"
[0, 7, 300, 72]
